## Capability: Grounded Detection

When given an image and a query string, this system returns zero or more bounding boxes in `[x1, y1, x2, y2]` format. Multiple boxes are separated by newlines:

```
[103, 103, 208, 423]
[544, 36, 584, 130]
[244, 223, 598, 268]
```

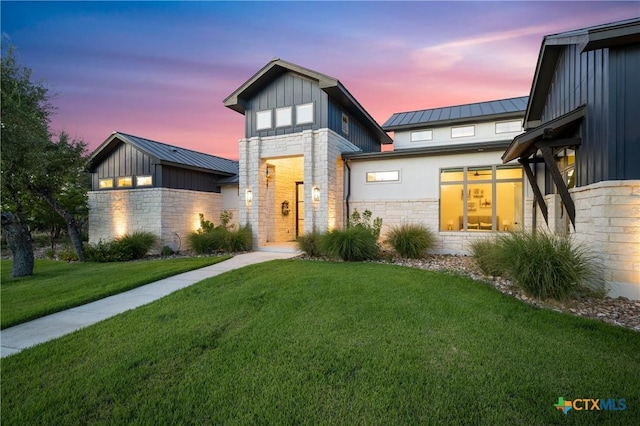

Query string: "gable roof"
[223, 58, 392, 145]
[89, 132, 239, 176]
[382, 96, 528, 131]
[525, 17, 640, 128]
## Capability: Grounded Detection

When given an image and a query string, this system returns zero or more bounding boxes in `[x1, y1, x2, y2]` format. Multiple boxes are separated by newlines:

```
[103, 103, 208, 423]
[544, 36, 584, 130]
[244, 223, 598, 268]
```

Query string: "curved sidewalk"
[1, 250, 298, 358]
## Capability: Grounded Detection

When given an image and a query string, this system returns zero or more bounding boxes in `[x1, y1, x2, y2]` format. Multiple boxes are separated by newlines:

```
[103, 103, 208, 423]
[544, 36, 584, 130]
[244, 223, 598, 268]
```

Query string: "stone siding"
[88, 188, 223, 252]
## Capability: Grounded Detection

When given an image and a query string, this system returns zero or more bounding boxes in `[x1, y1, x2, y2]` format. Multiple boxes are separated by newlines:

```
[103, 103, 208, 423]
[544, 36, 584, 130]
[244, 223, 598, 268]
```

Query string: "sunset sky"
[2, 1, 638, 159]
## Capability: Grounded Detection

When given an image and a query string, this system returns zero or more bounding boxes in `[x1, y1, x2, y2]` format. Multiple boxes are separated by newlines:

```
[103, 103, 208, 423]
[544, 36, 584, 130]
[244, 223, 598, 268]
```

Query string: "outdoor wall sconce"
[245, 189, 253, 206]
[281, 200, 290, 216]
[312, 187, 320, 202]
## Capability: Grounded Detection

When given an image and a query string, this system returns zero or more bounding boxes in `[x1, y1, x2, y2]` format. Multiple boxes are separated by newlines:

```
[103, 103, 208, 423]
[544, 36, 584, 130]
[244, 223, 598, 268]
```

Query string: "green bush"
[58, 247, 79, 262]
[470, 238, 506, 276]
[222, 224, 252, 252]
[161, 245, 174, 256]
[85, 232, 158, 262]
[384, 223, 435, 259]
[495, 232, 600, 300]
[187, 228, 226, 254]
[348, 209, 383, 240]
[297, 229, 324, 257]
[320, 226, 379, 261]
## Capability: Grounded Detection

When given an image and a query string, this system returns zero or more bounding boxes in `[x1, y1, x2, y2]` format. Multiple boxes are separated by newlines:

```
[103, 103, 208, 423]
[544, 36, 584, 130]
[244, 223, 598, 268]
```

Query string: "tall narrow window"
[342, 113, 349, 135]
[256, 110, 272, 130]
[440, 165, 522, 232]
[296, 103, 313, 124]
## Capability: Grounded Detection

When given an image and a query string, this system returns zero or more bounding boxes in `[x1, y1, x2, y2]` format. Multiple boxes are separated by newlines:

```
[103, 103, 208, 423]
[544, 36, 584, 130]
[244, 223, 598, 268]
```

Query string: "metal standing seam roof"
[92, 132, 239, 176]
[383, 96, 529, 130]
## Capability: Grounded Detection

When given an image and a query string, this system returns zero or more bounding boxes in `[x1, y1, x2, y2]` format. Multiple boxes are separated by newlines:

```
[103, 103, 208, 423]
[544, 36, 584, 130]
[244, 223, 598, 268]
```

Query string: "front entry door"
[296, 182, 304, 237]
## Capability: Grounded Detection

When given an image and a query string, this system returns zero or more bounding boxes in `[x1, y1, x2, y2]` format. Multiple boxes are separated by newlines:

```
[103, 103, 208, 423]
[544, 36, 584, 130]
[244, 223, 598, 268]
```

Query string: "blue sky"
[2, 1, 638, 158]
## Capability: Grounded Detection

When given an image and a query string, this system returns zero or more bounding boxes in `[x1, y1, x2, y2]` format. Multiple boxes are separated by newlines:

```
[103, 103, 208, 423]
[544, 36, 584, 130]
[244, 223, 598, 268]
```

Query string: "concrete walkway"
[0, 250, 298, 358]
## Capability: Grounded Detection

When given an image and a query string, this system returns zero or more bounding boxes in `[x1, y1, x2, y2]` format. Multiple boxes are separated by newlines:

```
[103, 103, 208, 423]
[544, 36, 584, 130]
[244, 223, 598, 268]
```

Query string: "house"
[87, 18, 639, 298]
[502, 17, 640, 299]
[87, 132, 239, 251]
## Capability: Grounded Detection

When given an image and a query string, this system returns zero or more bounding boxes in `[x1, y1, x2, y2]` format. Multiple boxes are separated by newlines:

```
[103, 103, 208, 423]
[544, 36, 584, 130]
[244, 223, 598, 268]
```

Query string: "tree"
[1, 45, 89, 272]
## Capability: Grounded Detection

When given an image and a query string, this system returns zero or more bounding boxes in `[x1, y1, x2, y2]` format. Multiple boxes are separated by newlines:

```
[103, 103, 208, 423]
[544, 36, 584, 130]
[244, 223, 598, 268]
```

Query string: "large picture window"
[440, 165, 523, 232]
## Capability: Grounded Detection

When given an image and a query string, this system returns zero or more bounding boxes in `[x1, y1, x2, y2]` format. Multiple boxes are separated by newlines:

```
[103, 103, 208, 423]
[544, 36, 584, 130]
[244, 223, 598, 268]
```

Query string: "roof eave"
[343, 140, 511, 161]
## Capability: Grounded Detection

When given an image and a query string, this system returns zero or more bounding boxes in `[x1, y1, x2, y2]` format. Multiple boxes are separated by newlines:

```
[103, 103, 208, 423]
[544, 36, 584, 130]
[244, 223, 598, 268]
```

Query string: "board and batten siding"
[159, 165, 221, 193]
[328, 99, 380, 153]
[244, 72, 328, 138]
[542, 43, 640, 187]
[92, 143, 157, 190]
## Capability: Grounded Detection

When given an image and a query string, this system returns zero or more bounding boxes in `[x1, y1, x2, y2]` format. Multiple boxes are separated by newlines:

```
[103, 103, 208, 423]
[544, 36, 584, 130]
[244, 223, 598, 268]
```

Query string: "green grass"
[2, 260, 639, 424]
[0, 256, 229, 329]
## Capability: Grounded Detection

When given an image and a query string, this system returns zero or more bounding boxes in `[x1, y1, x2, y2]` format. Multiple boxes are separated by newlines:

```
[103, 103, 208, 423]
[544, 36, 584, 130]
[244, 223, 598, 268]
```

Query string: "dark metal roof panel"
[383, 96, 528, 130]
[116, 132, 239, 175]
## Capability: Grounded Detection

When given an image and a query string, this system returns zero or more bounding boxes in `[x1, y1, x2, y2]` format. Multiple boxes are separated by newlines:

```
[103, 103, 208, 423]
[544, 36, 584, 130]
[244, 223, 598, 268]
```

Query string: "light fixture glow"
[312, 187, 320, 202]
[246, 189, 253, 206]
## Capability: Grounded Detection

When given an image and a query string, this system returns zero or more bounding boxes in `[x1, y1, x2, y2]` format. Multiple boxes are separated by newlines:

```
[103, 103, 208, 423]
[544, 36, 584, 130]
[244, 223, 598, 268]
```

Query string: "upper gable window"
[136, 175, 153, 187]
[296, 103, 314, 125]
[117, 176, 133, 188]
[256, 110, 272, 130]
[276, 107, 292, 128]
[495, 120, 523, 134]
[411, 130, 433, 142]
[366, 170, 399, 182]
[451, 125, 475, 138]
[99, 178, 114, 189]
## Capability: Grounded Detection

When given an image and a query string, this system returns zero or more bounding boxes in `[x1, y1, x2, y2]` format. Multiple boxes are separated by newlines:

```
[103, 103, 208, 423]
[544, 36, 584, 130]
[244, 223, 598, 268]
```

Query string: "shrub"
[161, 245, 174, 256]
[222, 224, 252, 252]
[58, 247, 78, 262]
[187, 228, 226, 254]
[115, 232, 158, 260]
[320, 226, 379, 261]
[496, 232, 600, 300]
[348, 209, 382, 240]
[385, 223, 436, 259]
[297, 229, 324, 257]
[85, 232, 158, 262]
[470, 238, 505, 277]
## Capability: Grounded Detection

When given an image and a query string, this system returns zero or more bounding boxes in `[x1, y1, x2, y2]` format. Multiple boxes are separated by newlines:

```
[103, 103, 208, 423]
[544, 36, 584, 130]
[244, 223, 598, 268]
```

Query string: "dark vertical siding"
[245, 72, 328, 138]
[327, 99, 380, 152]
[92, 142, 157, 190]
[541, 45, 611, 187]
[610, 45, 640, 180]
[161, 166, 220, 193]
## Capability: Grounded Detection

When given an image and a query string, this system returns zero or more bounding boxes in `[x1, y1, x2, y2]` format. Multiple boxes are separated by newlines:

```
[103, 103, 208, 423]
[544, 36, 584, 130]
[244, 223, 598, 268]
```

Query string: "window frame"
[256, 109, 272, 130]
[342, 113, 349, 135]
[451, 125, 475, 138]
[116, 176, 133, 188]
[98, 178, 114, 190]
[296, 103, 314, 125]
[135, 175, 153, 187]
[410, 130, 433, 142]
[366, 170, 400, 183]
[495, 120, 523, 134]
[275, 107, 292, 128]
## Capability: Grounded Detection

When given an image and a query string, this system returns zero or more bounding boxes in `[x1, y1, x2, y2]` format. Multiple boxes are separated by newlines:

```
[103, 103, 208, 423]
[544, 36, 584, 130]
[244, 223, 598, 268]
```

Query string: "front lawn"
[0, 256, 229, 329]
[2, 260, 638, 424]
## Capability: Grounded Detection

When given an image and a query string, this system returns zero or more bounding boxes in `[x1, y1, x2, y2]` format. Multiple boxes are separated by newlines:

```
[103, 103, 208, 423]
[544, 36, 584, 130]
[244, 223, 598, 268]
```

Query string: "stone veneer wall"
[570, 180, 640, 299]
[88, 188, 223, 252]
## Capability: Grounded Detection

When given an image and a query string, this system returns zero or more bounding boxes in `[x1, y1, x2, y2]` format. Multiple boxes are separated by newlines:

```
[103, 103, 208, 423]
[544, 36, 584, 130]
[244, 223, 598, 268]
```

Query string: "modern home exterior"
[87, 18, 639, 299]
[502, 17, 640, 299]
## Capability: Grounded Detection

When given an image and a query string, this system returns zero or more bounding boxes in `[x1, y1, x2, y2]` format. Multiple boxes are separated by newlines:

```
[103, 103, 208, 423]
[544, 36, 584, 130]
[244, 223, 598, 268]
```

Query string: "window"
[495, 120, 523, 134]
[256, 110, 272, 130]
[342, 113, 349, 135]
[276, 107, 292, 127]
[451, 125, 475, 138]
[366, 170, 399, 182]
[411, 130, 433, 142]
[439, 165, 523, 232]
[117, 176, 133, 188]
[136, 175, 153, 187]
[98, 178, 113, 189]
[296, 103, 313, 124]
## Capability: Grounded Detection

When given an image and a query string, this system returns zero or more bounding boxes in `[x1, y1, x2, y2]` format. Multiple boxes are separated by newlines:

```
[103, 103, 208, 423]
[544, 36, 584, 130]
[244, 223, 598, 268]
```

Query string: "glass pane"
[440, 168, 463, 182]
[117, 177, 132, 188]
[451, 125, 474, 138]
[440, 183, 463, 231]
[256, 110, 271, 130]
[467, 167, 492, 181]
[99, 178, 113, 189]
[411, 130, 432, 142]
[496, 166, 523, 180]
[276, 107, 292, 127]
[468, 183, 493, 231]
[136, 175, 152, 187]
[296, 103, 313, 124]
[496, 181, 523, 232]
